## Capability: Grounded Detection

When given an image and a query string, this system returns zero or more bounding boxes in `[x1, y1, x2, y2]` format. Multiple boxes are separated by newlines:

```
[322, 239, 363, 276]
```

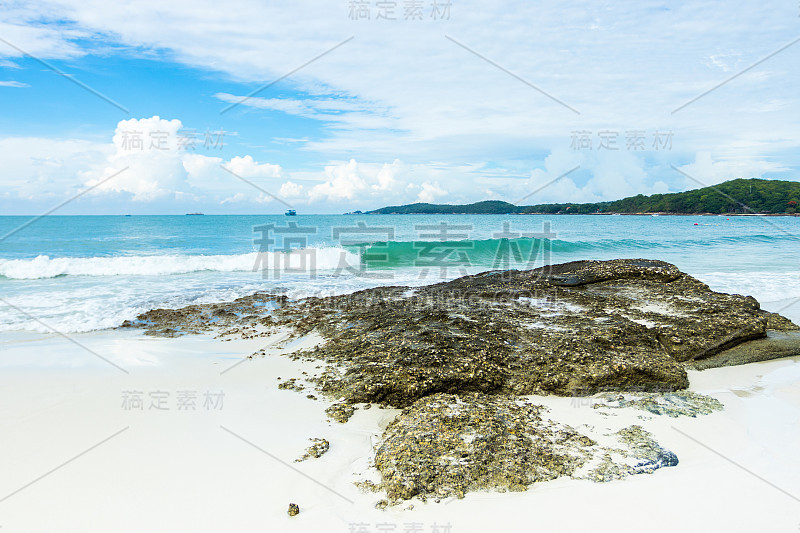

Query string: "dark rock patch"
[295, 438, 330, 462]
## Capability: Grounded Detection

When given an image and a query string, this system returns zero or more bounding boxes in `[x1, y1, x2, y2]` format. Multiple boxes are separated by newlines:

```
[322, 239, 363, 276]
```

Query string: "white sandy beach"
[1, 309, 799, 533]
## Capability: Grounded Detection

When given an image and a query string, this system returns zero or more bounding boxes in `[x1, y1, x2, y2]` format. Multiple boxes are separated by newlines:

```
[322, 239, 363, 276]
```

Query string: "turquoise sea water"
[0, 214, 798, 332]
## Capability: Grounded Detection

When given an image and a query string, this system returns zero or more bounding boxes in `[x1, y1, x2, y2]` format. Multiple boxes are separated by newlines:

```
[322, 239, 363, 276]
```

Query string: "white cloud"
[220, 191, 275, 204]
[0, 14, 87, 61]
[0, 136, 111, 201]
[373, 160, 402, 191]
[279, 181, 304, 198]
[78, 116, 286, 204]
[224, 155, 282, 179]
[21, 0, 799, 162]
[2, 1, 800, 211]
[83, 116, 189, 201]
[304, 159, 446, 205]
[518, 148, 679, 205]
[308, 159, 368, 202]
[675, 152, 789, 187]
[417, 181, 447, 203]
[0, 81, 29, 87]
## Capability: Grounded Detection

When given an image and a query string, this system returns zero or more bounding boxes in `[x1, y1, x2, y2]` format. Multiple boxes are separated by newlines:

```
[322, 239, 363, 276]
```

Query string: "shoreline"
[2, 260, 800, 531]
[1, 327, 799, 532]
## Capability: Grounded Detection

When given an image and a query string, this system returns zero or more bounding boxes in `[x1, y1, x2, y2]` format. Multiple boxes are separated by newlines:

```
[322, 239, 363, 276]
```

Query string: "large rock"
[288, 259, 796, 406]
[125, 259, 799, 406]
[121, 259, 800, 504]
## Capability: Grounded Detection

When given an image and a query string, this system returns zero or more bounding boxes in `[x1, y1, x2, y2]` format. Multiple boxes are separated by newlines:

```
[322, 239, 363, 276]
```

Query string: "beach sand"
[1, 312, 799, 532]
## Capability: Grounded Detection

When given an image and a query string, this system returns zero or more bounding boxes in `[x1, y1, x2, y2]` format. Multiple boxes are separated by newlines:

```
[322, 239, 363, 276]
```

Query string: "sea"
[1, 214, 799, 333]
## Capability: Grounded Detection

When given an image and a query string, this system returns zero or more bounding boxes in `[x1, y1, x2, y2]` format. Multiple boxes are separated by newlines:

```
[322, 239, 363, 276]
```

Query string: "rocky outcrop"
[372, 393, 680, 502]
[122, 259, 800, 503]
[280, 259, 796, 406]
[124, 259, 798, 403]
[686, 331, 800, 370]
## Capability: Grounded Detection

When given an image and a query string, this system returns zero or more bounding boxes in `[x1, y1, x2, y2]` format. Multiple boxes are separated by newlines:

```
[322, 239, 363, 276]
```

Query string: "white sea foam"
[695, 271, 800, 306]
[0, 248, 359, 280]
[0, 259, 438, 334]
[2, 259, 798, 334]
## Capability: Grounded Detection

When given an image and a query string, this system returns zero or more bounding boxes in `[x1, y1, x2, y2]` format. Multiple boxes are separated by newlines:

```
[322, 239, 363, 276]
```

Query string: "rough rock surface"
[122, 258, 799, 403]
[276, 259, 796, 406]
[123, 259, 798, 406]
[120, 259, 800, 503]
[325, 402, 356, 423]
[373, 393, 678, 502]
[375, 393, 587, 500]
[583, 425, 679, 482]
[594, 391, 724, 418]
[686, 331, 800, 370]
[295, 438, 330, 462]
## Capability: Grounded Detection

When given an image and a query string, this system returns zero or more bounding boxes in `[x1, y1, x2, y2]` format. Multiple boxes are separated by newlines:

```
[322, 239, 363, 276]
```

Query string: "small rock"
[278, 378, 305, 391]
[287, 503, 299, 516]
[325, 402, 356, 423]
[295, 438, 330, 462]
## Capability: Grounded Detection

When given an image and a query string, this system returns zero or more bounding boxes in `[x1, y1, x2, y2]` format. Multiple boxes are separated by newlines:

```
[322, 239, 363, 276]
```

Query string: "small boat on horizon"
[285, 209, 297, 216]
[186, 212, 204, 216]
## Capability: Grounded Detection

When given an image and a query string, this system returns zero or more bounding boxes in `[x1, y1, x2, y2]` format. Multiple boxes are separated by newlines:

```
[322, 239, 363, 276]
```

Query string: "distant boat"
[186, 212, 204, 216]
[285, 209, 297, 216]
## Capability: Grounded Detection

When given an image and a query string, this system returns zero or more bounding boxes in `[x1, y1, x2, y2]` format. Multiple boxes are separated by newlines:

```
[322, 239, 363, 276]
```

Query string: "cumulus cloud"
[279, 181, 304, 198]
[308, 159, 368, 202]
[675, 152, 789, 187]
[304, 159, 438, 205]
[3, 0, 800, 212]
[417, 181, 447, 203]
[80, 116, 286, 204]
[83, 116, 190, 201]
[225, 155, 283, 179]
[518, 148, 680, 205]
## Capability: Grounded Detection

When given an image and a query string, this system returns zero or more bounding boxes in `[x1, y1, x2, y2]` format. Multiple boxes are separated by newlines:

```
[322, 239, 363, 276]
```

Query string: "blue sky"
[0, 0, 799, 214]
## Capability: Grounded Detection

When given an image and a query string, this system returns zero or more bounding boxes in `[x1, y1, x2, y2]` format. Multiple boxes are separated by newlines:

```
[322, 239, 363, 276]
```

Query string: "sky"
[0, 0, 798, 214]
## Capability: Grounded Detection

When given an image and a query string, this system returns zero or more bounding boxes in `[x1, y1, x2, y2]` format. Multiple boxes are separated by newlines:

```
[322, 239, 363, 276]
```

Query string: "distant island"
[367, 178, 800, 215]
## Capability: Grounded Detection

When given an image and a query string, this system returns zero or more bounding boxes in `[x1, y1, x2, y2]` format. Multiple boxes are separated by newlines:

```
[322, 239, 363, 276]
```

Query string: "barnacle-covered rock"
[287, 259, 795, 406]
[374, 393, 592, 501]
[594, 390, 724, 418]
[373, 393, 680, 503]
[124, 259, 799, 406]
[120, 259, 793, 503]
[295, 438, 330, 462]
[278, 378, 305, 391]
[582, 426, 679, 482]
[325, 402, 356, 423]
